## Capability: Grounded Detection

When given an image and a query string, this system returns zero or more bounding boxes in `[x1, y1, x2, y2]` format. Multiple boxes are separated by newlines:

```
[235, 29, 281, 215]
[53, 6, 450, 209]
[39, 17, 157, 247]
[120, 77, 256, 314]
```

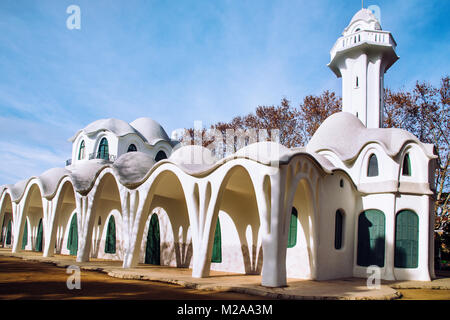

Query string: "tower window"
[356, 76, 359, 88]
[367, 154, 379, 177]
[402, 153, 412, 176]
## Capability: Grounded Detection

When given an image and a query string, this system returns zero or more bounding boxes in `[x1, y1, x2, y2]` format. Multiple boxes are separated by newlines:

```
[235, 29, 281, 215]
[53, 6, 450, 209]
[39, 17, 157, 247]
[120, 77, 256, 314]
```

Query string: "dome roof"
[130, 117, 171, 145]
[343, 8, 381, 35]
[113, 151, 155, 186]
[231, 141, 291, 165]
[39, 167, 71, 198]
[69, 118, 138, 142]
[306, 112, 435, 162]
[350, 8, 379, 25]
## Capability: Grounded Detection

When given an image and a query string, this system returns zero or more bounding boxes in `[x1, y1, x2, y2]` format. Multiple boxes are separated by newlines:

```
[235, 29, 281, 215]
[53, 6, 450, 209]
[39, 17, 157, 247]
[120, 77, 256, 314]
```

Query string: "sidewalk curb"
[0, 251, 419, 300]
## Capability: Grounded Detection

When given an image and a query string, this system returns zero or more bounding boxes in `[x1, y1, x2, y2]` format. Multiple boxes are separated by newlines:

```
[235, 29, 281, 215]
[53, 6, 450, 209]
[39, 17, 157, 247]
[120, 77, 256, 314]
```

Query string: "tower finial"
[362, 0, 364, 9]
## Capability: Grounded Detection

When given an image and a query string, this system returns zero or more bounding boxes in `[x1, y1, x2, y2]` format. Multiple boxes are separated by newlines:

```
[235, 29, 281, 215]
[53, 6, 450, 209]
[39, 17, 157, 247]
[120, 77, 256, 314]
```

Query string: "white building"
[0, 8, 438, 287]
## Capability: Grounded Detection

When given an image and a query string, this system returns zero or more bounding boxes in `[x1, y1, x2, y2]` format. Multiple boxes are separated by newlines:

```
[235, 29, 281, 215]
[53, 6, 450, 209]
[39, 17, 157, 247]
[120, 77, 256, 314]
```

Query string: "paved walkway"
[0, 249, 449, 300]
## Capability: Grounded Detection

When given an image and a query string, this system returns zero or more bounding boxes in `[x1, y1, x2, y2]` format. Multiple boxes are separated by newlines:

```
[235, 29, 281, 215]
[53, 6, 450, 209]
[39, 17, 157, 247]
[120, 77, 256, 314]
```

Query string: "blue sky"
[0, 0, 448, 185]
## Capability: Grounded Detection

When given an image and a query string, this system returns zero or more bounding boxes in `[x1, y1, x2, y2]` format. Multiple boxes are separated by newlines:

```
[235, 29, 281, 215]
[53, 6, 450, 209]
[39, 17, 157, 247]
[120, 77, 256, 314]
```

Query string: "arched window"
[145, 214, 160, 265]
[105, 216, 116, 254]
[155, 150, 167, 162]
[357, 210, 385, 267]
[78, 140, 85, 160]
[211, 218, 222, 263]
[335, 210, 344, 250]
[98, 138, 109, 160]
[36, 218, 43, 252]
[395, 210, 419, 268]
[287, 207, 298, 248]
[367, 154, 379, 177]
[21, 220, 28, 250]
[67, 213, 78, 256]
[127, 144, 137, 152]
[402, 153, 411, 176]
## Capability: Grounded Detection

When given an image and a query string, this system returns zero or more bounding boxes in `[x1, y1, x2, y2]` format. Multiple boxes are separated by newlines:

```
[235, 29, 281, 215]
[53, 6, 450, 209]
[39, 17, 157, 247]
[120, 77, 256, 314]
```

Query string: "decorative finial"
[362, 0, 364, 9]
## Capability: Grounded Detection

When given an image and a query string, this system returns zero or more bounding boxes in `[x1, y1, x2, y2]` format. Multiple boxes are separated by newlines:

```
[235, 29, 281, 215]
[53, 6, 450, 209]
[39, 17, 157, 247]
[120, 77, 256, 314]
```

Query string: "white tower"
[328, 8, 399, 128]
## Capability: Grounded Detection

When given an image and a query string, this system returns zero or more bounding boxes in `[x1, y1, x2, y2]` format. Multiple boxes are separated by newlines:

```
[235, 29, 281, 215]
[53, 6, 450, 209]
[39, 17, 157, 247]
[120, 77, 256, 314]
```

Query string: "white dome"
[306, 112, 434, 162]
[350, 8, 379, 25]
[113, 151, 155, 186]
[169, 145, 216, 167]
[70, 118, 138, 142]
[232, 141, 291, 165]
[130, 117, 171, 145]
[343, 8, 381, 35]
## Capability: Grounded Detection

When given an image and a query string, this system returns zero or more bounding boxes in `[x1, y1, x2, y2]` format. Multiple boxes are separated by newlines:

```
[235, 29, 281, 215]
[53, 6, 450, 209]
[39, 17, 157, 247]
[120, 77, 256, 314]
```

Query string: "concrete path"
[1, 249, 448, 300]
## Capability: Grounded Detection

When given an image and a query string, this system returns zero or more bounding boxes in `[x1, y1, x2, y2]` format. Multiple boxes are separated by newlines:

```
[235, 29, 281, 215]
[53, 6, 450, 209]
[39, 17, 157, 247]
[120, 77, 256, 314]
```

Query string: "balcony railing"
[88, 152, 116, 162]
[330, 30, 397, 61]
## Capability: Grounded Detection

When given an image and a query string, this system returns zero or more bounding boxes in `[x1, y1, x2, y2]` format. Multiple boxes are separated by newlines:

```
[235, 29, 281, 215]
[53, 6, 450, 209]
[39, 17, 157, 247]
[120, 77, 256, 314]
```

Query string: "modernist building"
[0, 8, 437, 287]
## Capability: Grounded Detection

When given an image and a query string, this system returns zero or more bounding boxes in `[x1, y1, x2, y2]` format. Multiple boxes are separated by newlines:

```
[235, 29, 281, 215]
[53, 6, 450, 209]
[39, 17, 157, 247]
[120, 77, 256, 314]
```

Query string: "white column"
[261, 167, 288, 287]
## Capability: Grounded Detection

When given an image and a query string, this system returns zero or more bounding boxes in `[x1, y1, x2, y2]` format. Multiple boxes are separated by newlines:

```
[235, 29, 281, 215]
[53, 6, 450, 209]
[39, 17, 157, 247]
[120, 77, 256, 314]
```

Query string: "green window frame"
[98, 138, 109, 160]
[67, 213, 78, 256]
[105, 216, 116, 254]
[335, 210, 344, 250]
[145, 214, 160, 265]
[395, 210, 419, 268]
[211, 218, 222, 263]
[78, 140, 85, 160]
[35, 218, 43, 252]
[287, 207, 298, 248]
[22, 220, 28, 249]
[402, 153, 412, 176]
[357, 210, 385, 267]
[367, 154, 379, 177]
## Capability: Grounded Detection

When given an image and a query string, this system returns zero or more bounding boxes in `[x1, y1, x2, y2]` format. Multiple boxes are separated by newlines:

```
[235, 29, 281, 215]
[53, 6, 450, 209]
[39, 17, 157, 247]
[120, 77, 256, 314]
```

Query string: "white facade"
[0, 8, 438, 288]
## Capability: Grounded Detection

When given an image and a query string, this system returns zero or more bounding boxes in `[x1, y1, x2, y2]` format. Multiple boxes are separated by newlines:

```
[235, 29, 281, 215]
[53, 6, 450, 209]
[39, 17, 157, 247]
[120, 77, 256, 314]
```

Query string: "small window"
[98, 138, 109, 160]
[402, 154, 411, 176]
[367, 154, 379, 177]
[287, 207, 298, 248]
[355, 76, 359, 88]
[340, 179, 344, 188]
[355, 28, 361, 32]
[78, 140, 85, 160]
[335, 210, 344, 250]
[155, 150, 167, 162]
[127, 144, 137, 152]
